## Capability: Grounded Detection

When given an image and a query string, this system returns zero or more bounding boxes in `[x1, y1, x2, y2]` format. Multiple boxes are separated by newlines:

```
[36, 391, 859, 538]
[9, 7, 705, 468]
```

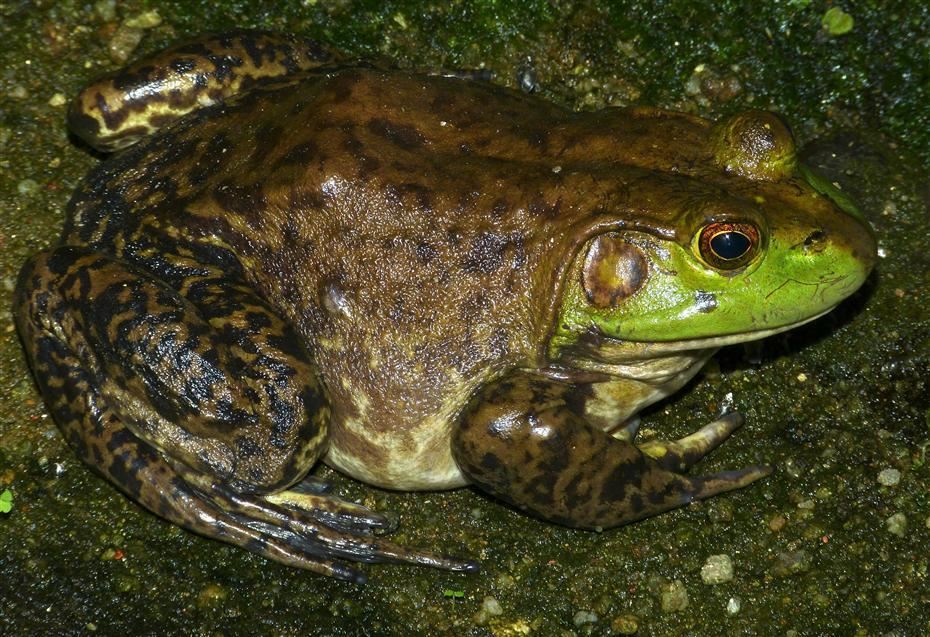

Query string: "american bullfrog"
[15, 31, 876, 582]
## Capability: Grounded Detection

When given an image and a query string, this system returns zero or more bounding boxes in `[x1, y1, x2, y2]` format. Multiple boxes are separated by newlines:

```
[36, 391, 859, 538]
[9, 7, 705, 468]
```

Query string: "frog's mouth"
[555, 308, 833, 380]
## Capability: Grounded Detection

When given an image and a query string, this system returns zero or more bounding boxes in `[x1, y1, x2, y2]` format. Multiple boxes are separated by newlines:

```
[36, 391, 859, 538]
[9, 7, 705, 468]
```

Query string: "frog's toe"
[629, 462, 773, 524]
[219, 499, 479, 583]
[681, 464, 774, 502]
[264, 488, 394, 534]
[172, 470, 478, 579]
[638, 412, 748, 472]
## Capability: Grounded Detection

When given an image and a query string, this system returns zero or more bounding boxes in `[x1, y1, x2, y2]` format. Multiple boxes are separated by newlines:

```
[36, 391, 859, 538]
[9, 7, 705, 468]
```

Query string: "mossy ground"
[1, 2, 928, 635]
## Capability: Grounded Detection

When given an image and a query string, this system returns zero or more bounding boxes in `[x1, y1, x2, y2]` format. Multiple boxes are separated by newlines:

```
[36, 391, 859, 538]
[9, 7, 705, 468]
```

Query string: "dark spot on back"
[461, 232, 526, 275]
[327, 71, 359, 104]
[394, 182, 433, 212]
[170, 58, 196, 74]
[528, 196, 562, 219]
[280, 140, 320, 166]
[249, 123, 285, 166]
[415, 241, 438, 264]
[213, 181, 268, 223]
[367, 117, 426, 150]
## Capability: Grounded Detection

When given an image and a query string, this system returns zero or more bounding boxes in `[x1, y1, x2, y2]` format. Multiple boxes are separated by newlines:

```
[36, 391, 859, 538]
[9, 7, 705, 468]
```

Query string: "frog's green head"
[553, 110, 876, 356]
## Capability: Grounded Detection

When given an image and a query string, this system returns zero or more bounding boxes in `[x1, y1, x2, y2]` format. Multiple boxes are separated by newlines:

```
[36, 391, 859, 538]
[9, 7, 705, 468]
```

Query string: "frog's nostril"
[803, 230, 826, 247]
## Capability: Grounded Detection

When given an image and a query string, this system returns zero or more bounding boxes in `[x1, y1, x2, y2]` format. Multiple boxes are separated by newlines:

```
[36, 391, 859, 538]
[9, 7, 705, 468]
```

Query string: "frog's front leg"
[16, 246, 475, 582]
[452, 370, 771, 529]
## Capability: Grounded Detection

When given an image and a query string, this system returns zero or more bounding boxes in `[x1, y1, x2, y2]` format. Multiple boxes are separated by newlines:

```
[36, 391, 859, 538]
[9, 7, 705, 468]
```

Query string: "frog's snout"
[794, 211, 877, 307]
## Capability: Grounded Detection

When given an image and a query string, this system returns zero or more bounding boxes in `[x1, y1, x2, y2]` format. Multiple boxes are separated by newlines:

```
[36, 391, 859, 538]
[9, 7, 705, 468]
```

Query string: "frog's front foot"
[453, 371, 772, 529]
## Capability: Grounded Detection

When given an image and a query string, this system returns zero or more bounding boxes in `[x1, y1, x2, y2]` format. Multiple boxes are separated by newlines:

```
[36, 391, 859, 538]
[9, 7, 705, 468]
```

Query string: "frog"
[15, 31, 876, 583]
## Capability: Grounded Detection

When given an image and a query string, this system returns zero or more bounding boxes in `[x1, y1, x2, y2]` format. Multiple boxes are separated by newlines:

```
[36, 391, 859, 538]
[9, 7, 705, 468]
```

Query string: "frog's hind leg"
[452, 370, 772, 530]
[68, 30, 343, 152]
[15, 246, 475, 582]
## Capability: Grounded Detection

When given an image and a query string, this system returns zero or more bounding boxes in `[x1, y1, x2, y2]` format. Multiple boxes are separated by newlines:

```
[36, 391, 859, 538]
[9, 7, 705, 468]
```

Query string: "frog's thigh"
[452, 371, 769, 529]
[16, 246, 328, 493]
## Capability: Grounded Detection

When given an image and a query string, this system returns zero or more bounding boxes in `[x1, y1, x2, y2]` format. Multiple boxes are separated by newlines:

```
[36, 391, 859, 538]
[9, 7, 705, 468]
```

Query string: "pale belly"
[321, 351, 715, 491]
[324, 409, 469, 490]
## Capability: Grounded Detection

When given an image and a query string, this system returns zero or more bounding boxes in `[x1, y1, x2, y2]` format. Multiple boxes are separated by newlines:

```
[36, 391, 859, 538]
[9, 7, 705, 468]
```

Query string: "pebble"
[701, 554, 734, 584]
[196, 583, 228, 609]
[17, 179, 39, 196]
[726, 597, 741, 615]
[125, 10, 162, 29]
[108, 26, 144, 62]
[772, 550, 811, 577]
[660, 580, 689, 612]
[573, 610, 597, 626]
[481, 596, 502, 616]
[611, 615, 639, 634]
[94, 0, 116, 21]
[474, 596, 503, 625]
[47, 93, 67, 107]
[886, 512, 907, 537]
[877, 468, 901, 486]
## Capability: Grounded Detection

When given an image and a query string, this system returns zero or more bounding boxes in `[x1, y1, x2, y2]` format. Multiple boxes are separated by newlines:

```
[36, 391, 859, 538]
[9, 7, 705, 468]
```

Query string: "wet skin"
[14, 31, 876, 582]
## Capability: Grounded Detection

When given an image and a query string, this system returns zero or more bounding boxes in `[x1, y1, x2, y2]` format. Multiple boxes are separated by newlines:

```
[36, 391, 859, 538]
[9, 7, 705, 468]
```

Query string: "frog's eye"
[697, 222, 760, 270]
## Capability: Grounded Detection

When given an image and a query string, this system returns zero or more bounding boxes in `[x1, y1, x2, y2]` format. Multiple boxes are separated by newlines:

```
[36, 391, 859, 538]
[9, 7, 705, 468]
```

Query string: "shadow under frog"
[14, 30, 876, 582]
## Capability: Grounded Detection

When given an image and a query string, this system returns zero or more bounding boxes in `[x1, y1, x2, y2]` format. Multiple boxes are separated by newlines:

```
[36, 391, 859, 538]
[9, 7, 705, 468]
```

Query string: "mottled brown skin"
[454, 371, 762, 529]
[68, 30, 343, 152]
[14, 31, 874, 581]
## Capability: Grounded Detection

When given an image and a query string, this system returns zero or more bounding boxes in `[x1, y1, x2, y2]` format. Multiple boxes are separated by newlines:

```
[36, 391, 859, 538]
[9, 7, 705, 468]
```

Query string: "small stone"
[771, 550, 811, 577]
[573, 610, 597, 626]
[9, 85, 29, 100]
[886, 512, 907, 537]
[18, 179, 39, 196]
[491, 573, 513, 590]
[877, 468, 901, 487]
[482, 596, 503, 616]
[660, 580, 689, 612]
[726, 597, 742, 615]
[783, 457, 805, 479]
[701, 554, 734, 584]
[768, 514, 787, 532]
[108, 26, 144, 62]
[611, 614, 639, 635]
[124, 10, 162, 29]
[113, 573, 139, 593]
[94, 0, 116, 21]
[474, 596, 503, 625]
[48, 93, 67, 107]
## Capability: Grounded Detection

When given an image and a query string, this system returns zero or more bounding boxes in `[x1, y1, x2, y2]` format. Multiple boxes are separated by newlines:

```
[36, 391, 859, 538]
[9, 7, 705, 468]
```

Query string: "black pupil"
[710, 231, 751, 260]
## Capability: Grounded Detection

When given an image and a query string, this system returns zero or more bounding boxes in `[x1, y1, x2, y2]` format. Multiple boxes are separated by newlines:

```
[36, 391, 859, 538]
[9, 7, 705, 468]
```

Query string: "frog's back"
[63, 67, 712, 489]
